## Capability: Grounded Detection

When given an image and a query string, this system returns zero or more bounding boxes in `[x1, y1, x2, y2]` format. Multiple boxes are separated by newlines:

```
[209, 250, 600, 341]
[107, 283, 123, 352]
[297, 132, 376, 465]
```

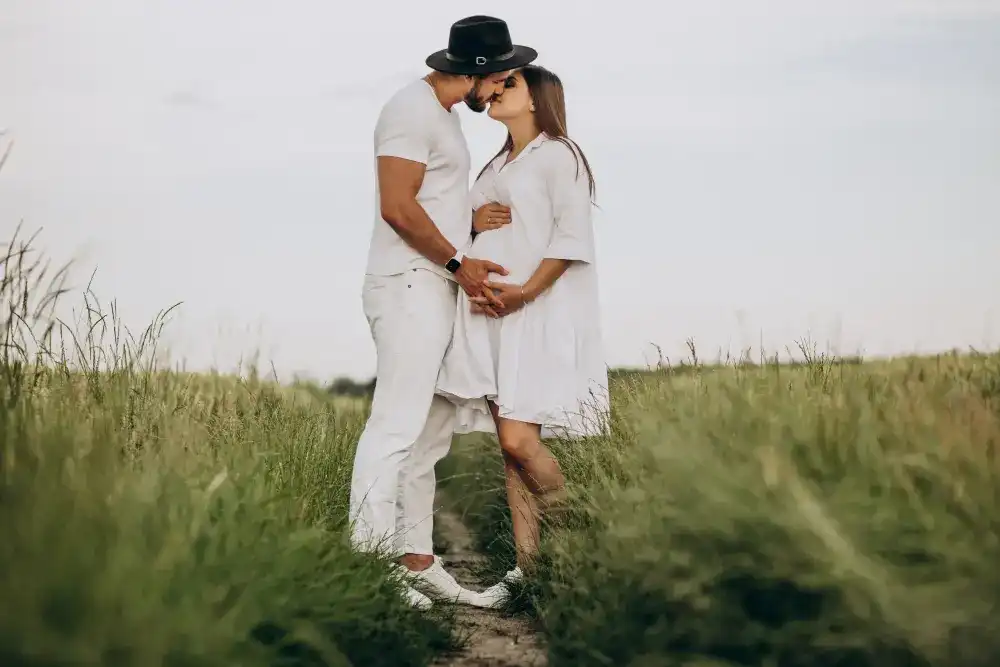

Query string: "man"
[350, 16, 537, 609]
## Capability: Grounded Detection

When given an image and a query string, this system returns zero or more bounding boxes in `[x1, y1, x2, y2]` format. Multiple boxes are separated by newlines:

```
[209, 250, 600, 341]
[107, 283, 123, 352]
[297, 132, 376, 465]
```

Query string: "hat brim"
[425, 45, 538, 75]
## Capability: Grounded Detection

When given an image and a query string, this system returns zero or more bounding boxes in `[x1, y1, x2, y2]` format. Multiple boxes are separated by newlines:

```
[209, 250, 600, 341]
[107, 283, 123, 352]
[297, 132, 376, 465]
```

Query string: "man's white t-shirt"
[366, 79, 472, 281]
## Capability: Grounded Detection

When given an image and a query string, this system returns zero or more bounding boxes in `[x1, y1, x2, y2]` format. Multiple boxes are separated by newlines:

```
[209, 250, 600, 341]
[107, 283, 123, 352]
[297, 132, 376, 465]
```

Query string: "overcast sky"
[2, 0, 998, 381]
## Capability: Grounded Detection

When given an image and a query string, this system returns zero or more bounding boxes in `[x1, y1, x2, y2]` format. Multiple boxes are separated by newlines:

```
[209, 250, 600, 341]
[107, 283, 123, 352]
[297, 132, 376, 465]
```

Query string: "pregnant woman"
[436, 64, 609, 606]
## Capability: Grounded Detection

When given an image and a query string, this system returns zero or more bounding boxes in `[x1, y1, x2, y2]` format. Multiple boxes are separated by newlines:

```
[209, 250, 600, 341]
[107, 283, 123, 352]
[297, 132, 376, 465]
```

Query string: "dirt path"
[432, 508, 547, 667]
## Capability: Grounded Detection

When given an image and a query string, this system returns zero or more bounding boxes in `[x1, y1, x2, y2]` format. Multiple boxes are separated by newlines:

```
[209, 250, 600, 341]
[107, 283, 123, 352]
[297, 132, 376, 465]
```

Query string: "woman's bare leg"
[488, 401, 547, 567]
[488, 403, 567, 565]
[496, 418, 565, 503]
[503, 451, 540, 568]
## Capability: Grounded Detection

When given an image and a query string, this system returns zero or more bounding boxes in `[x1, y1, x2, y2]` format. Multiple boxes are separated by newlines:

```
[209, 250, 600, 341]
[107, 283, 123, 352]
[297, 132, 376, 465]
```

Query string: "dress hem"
[436, 386, 607, 440]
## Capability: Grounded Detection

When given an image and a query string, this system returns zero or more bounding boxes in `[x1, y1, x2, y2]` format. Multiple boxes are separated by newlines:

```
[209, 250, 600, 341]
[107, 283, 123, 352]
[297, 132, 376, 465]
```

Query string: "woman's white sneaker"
[473, 566, 524, 609]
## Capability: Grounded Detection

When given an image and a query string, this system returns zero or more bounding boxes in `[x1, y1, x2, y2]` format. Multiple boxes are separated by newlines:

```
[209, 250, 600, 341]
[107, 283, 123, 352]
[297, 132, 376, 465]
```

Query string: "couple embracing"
[348, 15, 608, 610]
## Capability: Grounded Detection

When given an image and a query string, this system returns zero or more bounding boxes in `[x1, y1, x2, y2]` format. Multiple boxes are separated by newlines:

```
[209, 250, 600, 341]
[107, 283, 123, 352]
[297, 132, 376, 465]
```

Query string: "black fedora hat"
[426, 15, 537, 76]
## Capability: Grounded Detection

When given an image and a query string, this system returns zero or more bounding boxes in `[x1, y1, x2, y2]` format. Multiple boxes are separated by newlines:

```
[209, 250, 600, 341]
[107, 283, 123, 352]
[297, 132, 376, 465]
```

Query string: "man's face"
[463, 71, 512, 113]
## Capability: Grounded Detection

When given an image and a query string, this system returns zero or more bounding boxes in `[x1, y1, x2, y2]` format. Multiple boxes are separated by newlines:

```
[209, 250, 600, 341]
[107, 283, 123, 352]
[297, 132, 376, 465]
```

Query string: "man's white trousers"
[349, 268, 457, 556]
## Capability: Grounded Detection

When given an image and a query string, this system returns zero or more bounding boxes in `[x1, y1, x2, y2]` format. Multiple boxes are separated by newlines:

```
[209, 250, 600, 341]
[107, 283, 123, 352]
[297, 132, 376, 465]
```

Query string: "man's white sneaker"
[473, 566, 524, 609]
[396, 556, 481, 606]
[388, 565, 433, 610]
[403, 585, 433, 610]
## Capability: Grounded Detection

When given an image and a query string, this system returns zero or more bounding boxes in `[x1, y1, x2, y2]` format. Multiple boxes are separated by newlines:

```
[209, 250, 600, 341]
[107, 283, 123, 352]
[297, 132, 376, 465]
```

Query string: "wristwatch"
[445, 250, 465, 274]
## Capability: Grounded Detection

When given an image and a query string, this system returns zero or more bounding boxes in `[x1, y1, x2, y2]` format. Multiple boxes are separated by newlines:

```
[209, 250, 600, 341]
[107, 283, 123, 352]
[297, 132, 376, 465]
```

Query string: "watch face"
[446, 258, 460, 273]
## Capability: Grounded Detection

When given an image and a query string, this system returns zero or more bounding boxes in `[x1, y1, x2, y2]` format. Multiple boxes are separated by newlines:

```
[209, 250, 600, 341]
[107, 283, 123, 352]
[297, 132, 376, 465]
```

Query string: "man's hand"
[456, 257, 507, 316]
[472, 202, 511, 234]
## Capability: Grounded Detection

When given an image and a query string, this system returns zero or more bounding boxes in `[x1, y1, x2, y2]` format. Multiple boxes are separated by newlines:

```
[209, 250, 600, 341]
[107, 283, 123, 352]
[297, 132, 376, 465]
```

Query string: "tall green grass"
[440, 351, 1000, 666]
[0, 225, 456, 666]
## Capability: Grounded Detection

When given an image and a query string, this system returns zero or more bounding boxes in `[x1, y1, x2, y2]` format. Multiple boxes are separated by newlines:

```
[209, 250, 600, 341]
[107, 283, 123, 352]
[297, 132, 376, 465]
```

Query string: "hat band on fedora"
[445, 47, 516, 66]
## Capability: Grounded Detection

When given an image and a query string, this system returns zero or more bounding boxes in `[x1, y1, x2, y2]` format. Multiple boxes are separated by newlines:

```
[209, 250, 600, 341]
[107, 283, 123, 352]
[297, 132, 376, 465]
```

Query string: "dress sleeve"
[544, 141, 595, 264]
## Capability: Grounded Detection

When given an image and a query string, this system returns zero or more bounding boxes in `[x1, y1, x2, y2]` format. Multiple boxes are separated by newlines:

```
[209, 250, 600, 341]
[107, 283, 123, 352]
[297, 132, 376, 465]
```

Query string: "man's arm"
[373, 95, 506, 307]
[378, 156, 456, 266]
[378, 156, 507, 308]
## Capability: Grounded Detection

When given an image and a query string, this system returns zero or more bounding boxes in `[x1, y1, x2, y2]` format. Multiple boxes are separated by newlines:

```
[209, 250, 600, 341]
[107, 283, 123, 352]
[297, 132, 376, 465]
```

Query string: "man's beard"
[463, 87, 488, 113]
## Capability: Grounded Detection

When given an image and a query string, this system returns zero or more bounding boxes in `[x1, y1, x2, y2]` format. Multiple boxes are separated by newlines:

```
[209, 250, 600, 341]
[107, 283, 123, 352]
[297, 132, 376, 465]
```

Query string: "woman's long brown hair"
[476, 65, 596, 200]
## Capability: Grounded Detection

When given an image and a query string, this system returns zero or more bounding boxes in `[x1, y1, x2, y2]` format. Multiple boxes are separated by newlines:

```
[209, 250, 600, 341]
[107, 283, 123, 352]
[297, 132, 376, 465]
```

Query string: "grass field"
[440, 352, 1000, 666]
[1, 230, 456, 666]
[4, 226, 1000, 666]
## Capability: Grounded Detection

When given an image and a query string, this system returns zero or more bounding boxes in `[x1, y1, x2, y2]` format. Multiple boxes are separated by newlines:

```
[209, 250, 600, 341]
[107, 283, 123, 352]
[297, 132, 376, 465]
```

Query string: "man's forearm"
[523, 258, 572, 301]
[388, 199, 457, 266]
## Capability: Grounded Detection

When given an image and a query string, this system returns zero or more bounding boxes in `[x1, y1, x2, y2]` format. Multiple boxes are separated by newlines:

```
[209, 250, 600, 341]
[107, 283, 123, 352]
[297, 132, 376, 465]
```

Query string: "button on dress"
[436, 134, 609, 438]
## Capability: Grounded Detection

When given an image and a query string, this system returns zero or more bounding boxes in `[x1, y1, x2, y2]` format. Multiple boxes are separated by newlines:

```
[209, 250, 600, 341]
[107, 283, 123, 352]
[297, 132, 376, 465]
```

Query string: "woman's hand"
[470, 281, 533, 317]
[472, 202, 511, 233]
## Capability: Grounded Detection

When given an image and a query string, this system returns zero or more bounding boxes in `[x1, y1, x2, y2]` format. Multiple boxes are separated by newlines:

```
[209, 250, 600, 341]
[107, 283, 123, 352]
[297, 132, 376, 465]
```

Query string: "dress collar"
[492, 132, 549, 173]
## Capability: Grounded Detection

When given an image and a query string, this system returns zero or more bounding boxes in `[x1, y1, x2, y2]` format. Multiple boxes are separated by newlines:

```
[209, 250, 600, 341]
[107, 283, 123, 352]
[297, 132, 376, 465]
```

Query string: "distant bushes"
[327, 375, 376, 398]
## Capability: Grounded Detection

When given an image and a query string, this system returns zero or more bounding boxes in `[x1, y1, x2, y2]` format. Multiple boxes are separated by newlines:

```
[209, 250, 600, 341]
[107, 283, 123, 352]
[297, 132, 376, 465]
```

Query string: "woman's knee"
[498, 425, 539, 462]
[501, 450, 519, 468]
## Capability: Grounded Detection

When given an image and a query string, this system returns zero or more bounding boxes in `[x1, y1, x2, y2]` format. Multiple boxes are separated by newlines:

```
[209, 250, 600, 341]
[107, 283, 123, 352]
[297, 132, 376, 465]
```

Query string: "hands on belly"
[469, 278, 527, 318]
[472, 202, 512, 234]
[456, 256, 508, 317]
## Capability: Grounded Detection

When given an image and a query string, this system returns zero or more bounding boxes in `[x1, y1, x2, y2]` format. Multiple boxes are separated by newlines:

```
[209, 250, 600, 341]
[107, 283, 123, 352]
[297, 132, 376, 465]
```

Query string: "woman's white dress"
[436, 134, 609, 438]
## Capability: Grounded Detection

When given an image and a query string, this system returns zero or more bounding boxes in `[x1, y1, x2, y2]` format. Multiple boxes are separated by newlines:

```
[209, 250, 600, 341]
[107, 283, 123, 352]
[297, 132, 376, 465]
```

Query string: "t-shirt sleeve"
[374, 94, 432, 164]
[544, 141, 596, 264]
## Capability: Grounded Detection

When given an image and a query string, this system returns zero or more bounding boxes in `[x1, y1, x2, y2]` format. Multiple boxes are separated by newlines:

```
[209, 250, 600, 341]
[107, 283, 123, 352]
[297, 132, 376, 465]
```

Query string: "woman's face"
[487, 71, 532, 121]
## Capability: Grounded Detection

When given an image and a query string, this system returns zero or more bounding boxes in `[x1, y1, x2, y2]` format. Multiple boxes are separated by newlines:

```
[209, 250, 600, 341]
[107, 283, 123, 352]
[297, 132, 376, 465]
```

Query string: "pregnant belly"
[468, 228, 537, 283]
